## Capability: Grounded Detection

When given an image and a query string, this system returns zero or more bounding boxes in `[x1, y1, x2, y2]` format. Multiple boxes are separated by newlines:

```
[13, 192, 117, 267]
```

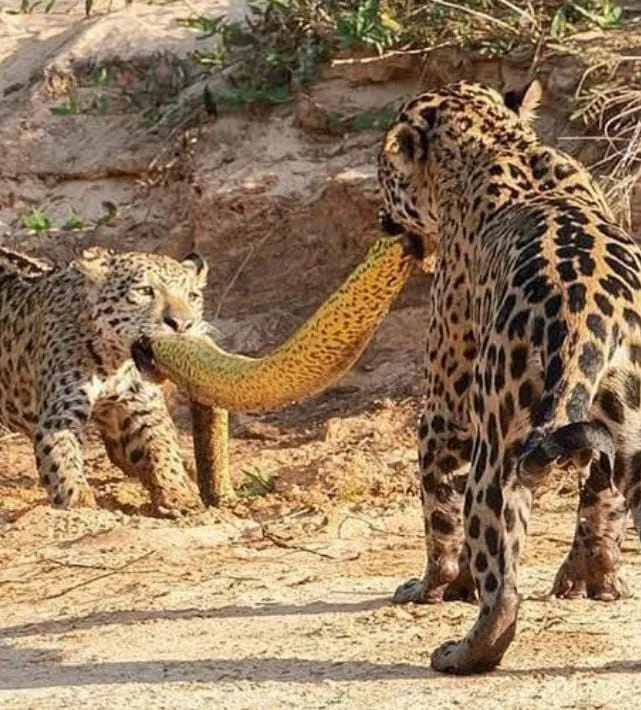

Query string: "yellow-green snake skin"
[150, 236, 415, 412]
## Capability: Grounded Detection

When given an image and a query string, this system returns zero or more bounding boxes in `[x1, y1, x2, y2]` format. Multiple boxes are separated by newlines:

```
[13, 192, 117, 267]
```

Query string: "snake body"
[149, 236, 415, 412]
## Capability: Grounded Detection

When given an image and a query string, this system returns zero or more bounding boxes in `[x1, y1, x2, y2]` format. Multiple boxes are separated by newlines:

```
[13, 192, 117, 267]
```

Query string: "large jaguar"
[377, 79, 641, 673]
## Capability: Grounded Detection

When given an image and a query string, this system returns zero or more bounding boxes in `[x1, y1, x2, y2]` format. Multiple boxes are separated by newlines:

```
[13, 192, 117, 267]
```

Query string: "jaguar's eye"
[135, 285, 155, 298]
[188, 291, 201, 302]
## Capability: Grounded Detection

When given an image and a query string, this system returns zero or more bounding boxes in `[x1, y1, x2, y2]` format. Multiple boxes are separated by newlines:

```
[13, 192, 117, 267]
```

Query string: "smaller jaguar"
[0, 245, 208, 516]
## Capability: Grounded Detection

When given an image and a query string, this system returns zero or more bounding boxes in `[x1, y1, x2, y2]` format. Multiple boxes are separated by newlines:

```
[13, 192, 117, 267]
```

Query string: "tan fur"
[0, 246, 208, 515]
[378, 80, 641, 673]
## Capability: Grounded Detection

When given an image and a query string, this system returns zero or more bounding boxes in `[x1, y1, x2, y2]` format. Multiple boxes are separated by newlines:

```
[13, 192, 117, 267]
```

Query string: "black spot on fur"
[532, 316, 545, 347]
[578, 341, 604, 382]
[623, 308, 641, 332]
[508, 310, 530, 340]
[513, 258, 547, 288]
[510, 345, 528, 379]
[504, 505, 515, 532]
[488, 413, 499, 466]
[599, 389, 625, 425]
[431, 509, 457, 535]
[557, 261, 577, 282]
[495, 294, 516, 333]
[475, 440, 488, 482]
[469, 514, 481, 538]
[586, 313, 607, 343]
[485, 478, 503, 519]
[566, 383, 590, 421]
[547, 320, 567, 355]
[524, 276, 551, 304]
[454, 372, 471, 397]
[485, 572, 499, 594]
[600, 275, 633, 303]
[545, 295, 562, 319]
[567, 283, 587, 313]
[630, 344, 641, 366]
[624, 372, 641, 410]
[605, 256, 641, 290]
[518, 380, 534, 410]
[464, 488, 473, 517]
[594, 293, 614, 317]
[554, 164, 577, 181]
[475, 551, 488, 572]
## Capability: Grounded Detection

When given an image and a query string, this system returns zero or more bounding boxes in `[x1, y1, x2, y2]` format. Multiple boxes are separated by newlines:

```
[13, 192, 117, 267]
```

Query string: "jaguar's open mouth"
[131, 337, 167, 383]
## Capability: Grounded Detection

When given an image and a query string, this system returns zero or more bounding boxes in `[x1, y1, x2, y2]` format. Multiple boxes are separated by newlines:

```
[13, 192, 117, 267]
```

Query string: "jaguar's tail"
[520, 421, 615, 487]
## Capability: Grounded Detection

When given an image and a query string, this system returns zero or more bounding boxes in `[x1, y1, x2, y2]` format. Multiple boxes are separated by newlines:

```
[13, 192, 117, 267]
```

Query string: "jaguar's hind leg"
[393, 409, 475, 605]
[431, 444, 531, 674]
[552, 454, 629, 601]
[552, 364, 641, 601]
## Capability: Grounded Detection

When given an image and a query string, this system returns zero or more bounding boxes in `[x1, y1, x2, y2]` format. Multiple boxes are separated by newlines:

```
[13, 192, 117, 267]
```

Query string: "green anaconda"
[142, 235, 418, 412]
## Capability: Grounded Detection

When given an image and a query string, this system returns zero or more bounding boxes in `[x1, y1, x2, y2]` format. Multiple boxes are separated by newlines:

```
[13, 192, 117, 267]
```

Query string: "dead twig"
[337, 514, 422, 540]
[262, 530, 359, 562]
[41, 557, 114, 572]
[408, 0, 519, 34]
[42, 550, 156, 601]
[214, 231, 271, 320]
[330, 44, 451, 67]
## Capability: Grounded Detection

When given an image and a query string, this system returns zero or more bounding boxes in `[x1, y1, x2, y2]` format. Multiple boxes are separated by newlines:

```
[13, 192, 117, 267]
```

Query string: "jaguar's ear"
[384, 123, 427, 164]
[503, 79, 542, 123]
[74, 246, 113, 283]
[182, 252, 208, 287]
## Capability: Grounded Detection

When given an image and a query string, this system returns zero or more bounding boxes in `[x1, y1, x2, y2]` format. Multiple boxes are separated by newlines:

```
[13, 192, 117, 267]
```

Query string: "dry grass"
[572, 81, 641, 227]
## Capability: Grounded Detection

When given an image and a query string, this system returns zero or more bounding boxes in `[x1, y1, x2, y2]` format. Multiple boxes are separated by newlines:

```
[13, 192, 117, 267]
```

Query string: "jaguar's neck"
[435, 143, 610, 268]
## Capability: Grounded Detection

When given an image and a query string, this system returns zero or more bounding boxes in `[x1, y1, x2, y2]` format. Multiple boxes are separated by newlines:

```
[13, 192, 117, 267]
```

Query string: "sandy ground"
[1, 404, 641, 710]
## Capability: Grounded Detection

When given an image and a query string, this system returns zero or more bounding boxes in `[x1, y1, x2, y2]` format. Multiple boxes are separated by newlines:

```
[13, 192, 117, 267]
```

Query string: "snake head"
[131, 337, 168, 384]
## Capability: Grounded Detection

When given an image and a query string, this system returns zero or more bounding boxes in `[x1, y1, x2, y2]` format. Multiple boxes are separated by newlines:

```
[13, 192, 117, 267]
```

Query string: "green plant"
[95, 201, 118, 226]
[63, 211, 84, 230]
[7, 0, 56, 13]
[349, 104, 396, 131]
[237, 466, 275, 498]
[9, 0, 131, 15]
[332, 0, 400, 53]
[51, 97, 77, 115]
[178, 14, 229, 37]
[551, 0, 621, 38]
[91, 94, 110, 113]
[176, 1, 627, 111]
[21, 209, 51, 231]
[182, 1, 331, 107]
[216, 84, 291, 106]
[141, 109, 161, 129]
[89, 65, 112, 86]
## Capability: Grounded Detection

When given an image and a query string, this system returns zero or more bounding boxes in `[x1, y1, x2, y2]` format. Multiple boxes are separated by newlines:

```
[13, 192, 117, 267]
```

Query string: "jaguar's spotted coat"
[378, 80, 641, 673]
[0, 246, 208, 516]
